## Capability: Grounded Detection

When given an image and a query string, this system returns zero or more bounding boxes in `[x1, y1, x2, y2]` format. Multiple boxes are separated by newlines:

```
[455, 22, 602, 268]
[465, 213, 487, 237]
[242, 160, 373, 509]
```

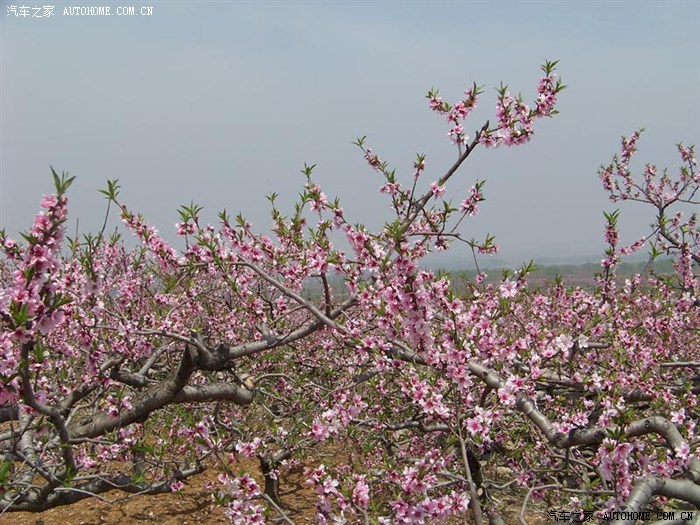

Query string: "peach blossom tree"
[1, 62, 698, 525]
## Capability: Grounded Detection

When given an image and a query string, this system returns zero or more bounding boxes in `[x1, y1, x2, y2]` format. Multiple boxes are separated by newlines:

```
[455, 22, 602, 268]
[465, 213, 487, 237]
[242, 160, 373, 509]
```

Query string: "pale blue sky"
[1, 1, 699, 266]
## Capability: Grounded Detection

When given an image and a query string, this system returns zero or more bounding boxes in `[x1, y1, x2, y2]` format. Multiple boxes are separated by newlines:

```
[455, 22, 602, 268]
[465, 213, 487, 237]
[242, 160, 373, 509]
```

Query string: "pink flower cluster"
[428, 86, 479, 145]
[218, 473, 265, 525]
[480, 62, 564, 148]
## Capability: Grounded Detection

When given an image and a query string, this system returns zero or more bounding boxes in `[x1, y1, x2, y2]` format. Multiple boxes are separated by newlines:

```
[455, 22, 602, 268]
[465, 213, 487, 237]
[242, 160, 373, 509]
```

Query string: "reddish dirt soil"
[2, 456, 549, 525]
[3, 466, 227, 525]
[2, 458, 320, 525]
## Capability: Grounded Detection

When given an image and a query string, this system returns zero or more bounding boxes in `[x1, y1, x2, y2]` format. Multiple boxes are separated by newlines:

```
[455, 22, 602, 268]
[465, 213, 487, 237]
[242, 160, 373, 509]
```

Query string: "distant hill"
[438, 258, 677, 290]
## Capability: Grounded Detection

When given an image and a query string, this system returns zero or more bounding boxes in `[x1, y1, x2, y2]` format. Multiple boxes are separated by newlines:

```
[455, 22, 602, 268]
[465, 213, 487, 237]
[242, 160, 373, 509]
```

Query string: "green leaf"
[301, 163, 316, 177]
[352, 136, 366, 147]
[50, 167, 75, 195]
[10, 301, 30, 326]
[98, 179, 121, 201]
[218, 209, 230, 226]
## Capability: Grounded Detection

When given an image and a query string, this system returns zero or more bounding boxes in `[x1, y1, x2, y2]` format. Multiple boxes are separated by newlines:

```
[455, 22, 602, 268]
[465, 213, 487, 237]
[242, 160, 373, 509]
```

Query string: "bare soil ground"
[3, 454, 549, 525]
[3, 456, 321, 525]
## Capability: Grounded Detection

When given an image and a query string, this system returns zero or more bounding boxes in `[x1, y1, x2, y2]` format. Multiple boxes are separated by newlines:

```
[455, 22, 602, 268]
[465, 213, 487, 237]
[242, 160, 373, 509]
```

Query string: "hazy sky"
[2, 1, 699, 267]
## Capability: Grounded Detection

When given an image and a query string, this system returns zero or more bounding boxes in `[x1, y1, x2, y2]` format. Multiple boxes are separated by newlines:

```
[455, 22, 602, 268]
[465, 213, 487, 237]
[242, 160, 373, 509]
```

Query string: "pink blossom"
[430, 182, 445, 198]
[499, 279, 518, 298]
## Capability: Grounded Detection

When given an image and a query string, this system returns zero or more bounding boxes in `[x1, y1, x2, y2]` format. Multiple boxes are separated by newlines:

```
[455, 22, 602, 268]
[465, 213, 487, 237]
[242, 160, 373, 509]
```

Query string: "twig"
[261, 493, 295, 525]
[660, 361, 700, 368]
[519, 483, 560, 525]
